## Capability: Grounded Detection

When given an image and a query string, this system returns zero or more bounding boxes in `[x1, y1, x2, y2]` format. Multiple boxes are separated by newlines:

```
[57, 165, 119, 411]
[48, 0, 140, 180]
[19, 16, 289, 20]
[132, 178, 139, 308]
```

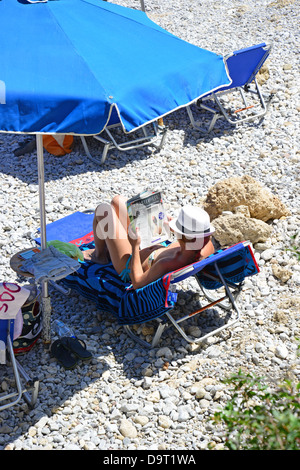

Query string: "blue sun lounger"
[59, 240, 259, 348]
[187, 42, 272, 132]
[33, 212, 259, 347]
[0, 283, 39, 411]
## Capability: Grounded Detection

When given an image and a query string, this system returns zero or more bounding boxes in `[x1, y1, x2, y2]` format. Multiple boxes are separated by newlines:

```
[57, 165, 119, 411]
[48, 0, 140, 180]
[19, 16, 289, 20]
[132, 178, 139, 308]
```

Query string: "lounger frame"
[124, 241, 258, 348]
[80, 120, 167, 164]
[124, 253, 244, 348]
[0, 320, 39, 411]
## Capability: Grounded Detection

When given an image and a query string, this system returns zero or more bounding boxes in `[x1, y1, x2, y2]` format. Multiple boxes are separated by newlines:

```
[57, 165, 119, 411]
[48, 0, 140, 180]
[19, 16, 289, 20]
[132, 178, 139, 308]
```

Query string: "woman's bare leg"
[96, 201, 132, 273]
[83, 211, 110, 263]
[111, 195, 130, 229]
[84, 195, 128, 264]
[85, 198, 132, 274]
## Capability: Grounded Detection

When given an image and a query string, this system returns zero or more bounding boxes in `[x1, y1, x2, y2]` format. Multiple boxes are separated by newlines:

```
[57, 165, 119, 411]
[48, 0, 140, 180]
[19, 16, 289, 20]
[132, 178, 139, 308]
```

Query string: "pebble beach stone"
[0, 0, 299, 451]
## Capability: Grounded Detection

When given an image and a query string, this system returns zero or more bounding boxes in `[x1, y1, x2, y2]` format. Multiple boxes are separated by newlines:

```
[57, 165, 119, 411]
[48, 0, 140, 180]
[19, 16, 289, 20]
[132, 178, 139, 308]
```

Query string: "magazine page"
[127, 190, 168, 249]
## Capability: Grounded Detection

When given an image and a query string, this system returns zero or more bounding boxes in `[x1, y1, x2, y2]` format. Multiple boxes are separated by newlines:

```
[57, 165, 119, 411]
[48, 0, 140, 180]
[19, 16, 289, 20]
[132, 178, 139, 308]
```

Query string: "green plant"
[287, 232, 300, 261]
[212, 370, 300, 450]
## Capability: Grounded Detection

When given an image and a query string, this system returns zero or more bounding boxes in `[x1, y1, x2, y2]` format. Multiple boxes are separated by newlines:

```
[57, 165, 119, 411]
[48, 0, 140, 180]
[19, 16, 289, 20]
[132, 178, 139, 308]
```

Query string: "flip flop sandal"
[50, 339, 78, 370]
[13, 139, 36, 156]
[60, 336, 92, 362]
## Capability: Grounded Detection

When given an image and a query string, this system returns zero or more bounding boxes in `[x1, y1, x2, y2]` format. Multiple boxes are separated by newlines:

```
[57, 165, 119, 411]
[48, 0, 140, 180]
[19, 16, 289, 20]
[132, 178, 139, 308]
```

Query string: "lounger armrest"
[170, 265, 195, 282]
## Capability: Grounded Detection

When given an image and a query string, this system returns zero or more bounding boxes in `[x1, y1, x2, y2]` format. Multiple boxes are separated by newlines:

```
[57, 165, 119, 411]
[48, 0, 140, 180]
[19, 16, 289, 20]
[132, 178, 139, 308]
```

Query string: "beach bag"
[13, 287, 42, 355]
[43, 134, 73, 156]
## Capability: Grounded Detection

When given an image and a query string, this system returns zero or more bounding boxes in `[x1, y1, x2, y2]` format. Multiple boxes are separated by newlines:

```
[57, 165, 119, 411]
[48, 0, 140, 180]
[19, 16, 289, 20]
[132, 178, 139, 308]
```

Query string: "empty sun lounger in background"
[80, 108, 168, 165]
[187, 42, 272, 132]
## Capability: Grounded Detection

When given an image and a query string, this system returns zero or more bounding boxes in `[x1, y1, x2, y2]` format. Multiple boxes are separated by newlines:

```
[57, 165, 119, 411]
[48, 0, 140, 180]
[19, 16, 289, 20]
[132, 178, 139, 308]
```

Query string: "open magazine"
[127, 190, 168, 249]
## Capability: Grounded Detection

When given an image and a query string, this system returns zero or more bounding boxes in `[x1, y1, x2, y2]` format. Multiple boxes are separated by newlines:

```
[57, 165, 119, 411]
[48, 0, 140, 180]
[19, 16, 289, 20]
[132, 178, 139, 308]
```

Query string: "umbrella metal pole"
[36, 134, 52, 345]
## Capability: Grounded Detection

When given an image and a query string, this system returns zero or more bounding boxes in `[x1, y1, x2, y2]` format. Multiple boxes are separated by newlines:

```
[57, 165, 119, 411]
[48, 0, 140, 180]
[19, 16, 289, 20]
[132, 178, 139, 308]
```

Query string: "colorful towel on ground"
[35, 211, 94, 246]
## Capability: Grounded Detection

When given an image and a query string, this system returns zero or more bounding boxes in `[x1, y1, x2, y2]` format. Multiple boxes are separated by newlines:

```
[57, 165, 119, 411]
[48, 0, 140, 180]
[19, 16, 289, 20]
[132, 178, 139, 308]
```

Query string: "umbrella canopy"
[0, 0, 230, 136]
[0, 0, 231, 343]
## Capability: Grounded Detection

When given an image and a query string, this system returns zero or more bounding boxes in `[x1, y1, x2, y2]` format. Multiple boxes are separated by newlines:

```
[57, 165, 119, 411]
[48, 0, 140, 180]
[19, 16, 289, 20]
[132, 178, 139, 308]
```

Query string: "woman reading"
[84, 195, 215, 289]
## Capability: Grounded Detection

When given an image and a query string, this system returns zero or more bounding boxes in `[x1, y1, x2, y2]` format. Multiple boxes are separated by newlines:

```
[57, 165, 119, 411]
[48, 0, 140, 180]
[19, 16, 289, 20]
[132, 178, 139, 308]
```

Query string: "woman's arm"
[131, 253, 175, 289]
[128, 225, 175, 289]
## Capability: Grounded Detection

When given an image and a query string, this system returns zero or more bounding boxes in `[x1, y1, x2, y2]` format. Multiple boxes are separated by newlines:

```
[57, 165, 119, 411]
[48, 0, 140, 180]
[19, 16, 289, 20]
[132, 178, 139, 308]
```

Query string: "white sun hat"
[169, 205, 215, 238]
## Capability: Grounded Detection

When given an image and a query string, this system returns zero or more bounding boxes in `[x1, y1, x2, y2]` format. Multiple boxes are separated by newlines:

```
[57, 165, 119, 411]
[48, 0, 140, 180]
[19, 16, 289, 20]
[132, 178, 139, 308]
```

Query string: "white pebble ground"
[0, 0, 299, 451]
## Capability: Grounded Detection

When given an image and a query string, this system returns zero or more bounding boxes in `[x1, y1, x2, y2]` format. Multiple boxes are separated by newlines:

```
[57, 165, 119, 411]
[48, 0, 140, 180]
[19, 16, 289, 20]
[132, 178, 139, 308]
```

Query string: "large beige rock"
[203, 175, 290, 222]
[212, 214, 273, 246]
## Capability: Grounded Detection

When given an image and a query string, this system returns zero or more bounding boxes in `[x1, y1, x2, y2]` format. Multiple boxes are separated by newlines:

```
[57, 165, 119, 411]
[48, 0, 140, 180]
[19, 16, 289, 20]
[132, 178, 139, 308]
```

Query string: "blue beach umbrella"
[0, 0, 230, 135]
[0, 0, 230, 341]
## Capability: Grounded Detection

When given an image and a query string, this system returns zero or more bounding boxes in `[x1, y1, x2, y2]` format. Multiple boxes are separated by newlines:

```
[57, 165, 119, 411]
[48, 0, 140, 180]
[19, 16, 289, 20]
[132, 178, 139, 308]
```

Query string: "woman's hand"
[128, 223, 141, 248]
[163, 214, 174, 235]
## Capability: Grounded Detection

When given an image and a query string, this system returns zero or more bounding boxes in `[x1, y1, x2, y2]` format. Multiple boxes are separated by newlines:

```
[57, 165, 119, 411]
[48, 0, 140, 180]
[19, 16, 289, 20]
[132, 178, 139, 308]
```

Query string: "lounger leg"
[198, 283, 242, 311]
[81, 124, 167, 165]
[151, 321, 167, 348]
[0, 335, 39, 411]
[156, 125, 168, 150]
[80, 135, 110, 165]
[186, 104, 220, 133]
[123, 320, 167, 349]
[41, 292, 51, 345]
[165, 310, 238, 344]
[0, 335, 23, 411]
[15, 358, 39, 409]
[100, 140, 110, 164]
[165, 264, 243, 344]
[210, 82, 269, 126]
[123, 325, 151, 349]
[214, 263, 239, 309]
